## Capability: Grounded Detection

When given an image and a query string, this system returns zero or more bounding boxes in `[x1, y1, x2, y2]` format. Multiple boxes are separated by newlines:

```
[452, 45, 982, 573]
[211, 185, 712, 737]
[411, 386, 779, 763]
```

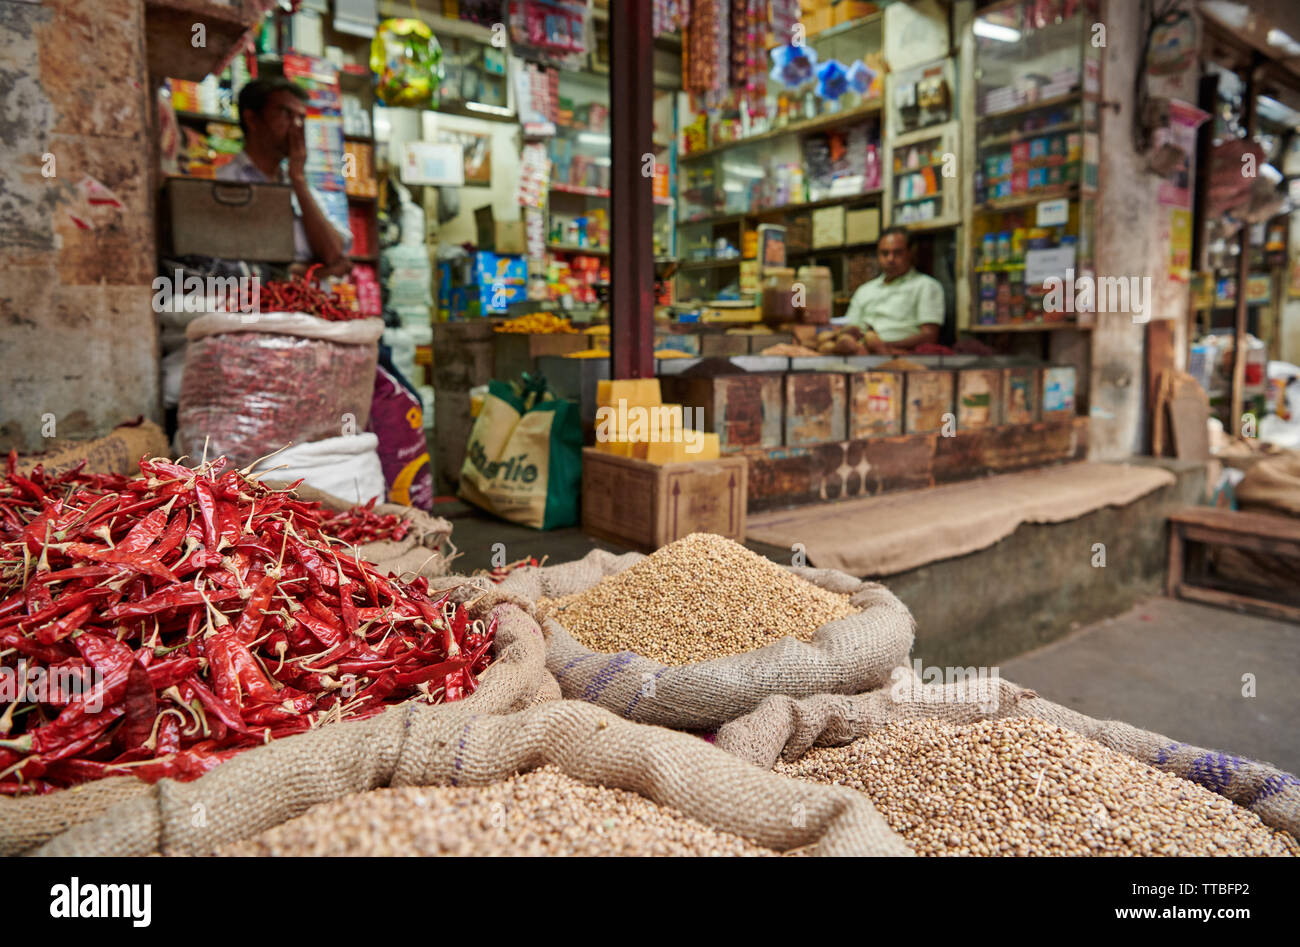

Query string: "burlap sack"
[0, 590, 550, 856]
[12, 419, 169, 476]
[495, 549, 914, 730]
[35, 700, 910, 857]
[715, 668, 1300, 842]
[268, 481, 456, 579]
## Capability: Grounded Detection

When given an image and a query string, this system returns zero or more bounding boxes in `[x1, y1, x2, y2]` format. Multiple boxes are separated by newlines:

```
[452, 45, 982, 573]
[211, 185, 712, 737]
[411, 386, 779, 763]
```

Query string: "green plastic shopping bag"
[458, 374, 582, 529]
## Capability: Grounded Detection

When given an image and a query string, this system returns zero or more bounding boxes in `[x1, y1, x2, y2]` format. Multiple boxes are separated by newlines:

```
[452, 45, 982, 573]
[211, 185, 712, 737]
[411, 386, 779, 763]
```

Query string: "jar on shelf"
[796, 265, 832, 325]
[761, 267, 795, 324]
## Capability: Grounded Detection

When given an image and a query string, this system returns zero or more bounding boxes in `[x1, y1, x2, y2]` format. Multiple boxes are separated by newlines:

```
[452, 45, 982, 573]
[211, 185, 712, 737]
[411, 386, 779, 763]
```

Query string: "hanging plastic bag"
[458, 374, 582, 530]
[370, 19, 444, 109]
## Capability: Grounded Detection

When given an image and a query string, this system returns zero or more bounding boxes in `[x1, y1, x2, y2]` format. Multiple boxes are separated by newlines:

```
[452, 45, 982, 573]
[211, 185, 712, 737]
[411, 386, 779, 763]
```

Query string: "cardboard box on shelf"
[812, 206, 846, 248]
[848, 371, 902, 438]
[660, 373, 784, 453]
[957, 369, 1003, 430]
[785, 372, 847, 446]
[474, 206, 526, 255]
[904, 370, 954, 434]
[845, 206, 880, 245]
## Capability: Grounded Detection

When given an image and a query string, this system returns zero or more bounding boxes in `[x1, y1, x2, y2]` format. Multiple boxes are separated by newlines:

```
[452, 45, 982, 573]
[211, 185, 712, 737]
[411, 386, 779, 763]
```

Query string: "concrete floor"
[439, 503, 1298, 776]
[1000, 596, 1300, 775]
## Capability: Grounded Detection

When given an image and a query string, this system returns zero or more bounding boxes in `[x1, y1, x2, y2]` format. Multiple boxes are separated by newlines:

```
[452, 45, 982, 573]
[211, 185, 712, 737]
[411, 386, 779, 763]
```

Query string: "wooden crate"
[748, 332, 793, 353]
[660, 373, 783, 453]
[1040, 365, 1077, 418]
[785, 372, 847, 446]
[699, 333, 751, 357]
[903, 370, 955, 434]
[848, 371, 903, 438]
[957, 369, 1003, 430]
[492, 332, 589, 382]
[582, 449, 748, 551]
[1002, 366, 1040, 425]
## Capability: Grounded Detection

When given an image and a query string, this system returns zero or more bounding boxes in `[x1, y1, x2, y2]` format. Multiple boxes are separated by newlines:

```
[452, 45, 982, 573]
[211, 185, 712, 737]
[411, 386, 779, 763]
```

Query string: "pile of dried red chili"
[0, 455, 494, 795]
[259, 265, 365, 322]
[482, 556, 547, 584]
[318, 498, 411, 545]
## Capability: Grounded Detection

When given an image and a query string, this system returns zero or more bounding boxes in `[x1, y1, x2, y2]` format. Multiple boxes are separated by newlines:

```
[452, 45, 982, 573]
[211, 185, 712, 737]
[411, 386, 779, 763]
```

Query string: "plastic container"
[761, 267, 796, 324]
[796, 266, 833, 325]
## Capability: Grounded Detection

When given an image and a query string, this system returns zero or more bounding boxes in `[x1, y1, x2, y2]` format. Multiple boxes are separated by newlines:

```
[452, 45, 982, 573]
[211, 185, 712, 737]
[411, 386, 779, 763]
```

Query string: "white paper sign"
[401, 142, 464, 186]
[1036, 198, 1069, 227]
[1024, 246, 1076, 285]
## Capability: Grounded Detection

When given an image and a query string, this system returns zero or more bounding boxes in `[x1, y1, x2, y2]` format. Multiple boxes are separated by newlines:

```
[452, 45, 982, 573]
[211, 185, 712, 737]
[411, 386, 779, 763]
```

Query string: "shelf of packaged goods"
[547, 244, 610, 256]
[965, 322, 1091, 333]
[977, 121, 1081, 149]
[976, 91, 1082, 122]
[677, 189, 883, 229]
[678, 257, 745, 270]
[678, 100, 883, 163]
[763, 12, 882, 49]
[893, 192, 944, 207]
[654, 196, 674, 207]
[551, 183, 611, 198]
[974, 185, 1081, 213]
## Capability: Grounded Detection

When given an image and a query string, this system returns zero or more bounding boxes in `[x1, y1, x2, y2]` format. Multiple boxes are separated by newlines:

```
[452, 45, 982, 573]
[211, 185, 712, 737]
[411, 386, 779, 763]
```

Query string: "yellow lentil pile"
[775, 717, 1300, 857]
[219, 766, 777, 857]
[542, 532, 858, 665]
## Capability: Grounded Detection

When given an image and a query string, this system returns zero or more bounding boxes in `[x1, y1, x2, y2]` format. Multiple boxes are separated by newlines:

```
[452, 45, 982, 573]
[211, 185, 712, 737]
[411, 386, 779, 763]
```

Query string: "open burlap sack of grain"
[35, 700, 910, 857]
[715, 667, 1300, 844]
[494, 535, 914, 731]
[0, 588, 551, 857]
[267, 481, 456, 579]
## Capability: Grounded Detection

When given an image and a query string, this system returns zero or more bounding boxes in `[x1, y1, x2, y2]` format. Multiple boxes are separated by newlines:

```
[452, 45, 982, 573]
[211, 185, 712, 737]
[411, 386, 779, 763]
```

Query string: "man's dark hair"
[878, 225, 913, 249]
[236, 77, 308, 137]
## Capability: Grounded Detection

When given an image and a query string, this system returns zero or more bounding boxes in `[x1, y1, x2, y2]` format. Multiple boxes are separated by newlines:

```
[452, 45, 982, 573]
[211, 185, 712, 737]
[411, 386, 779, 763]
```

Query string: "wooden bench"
[1167, 507, 1300, 622]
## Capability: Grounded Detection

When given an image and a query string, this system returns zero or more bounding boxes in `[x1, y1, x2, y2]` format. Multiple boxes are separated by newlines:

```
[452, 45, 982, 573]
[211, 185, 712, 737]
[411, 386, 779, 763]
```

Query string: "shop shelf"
[677, 190, 882, 229]
[976, 91, 1081, 122]
[678, 100, 884, 163]
[977, 121, 1081, 148]
[547, 243, 610, 256]
[551, 183, 611, 198]
[974, 184, 1080, 213]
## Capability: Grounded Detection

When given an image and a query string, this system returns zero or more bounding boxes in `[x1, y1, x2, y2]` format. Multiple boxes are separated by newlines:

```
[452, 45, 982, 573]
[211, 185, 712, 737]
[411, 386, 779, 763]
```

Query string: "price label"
[1036, 198, 1069, 227]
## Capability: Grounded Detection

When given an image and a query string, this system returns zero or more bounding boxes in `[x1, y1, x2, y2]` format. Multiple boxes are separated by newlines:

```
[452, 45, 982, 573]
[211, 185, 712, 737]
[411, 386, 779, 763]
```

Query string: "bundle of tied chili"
[259, 264, 365, 322]
[0, 454, 494, 795]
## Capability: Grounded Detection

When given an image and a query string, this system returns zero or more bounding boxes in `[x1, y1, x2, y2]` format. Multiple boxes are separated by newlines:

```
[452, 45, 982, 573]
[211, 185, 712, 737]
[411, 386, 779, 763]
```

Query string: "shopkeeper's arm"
[288, 122, 349, 273]
[879, 323, 940, 353]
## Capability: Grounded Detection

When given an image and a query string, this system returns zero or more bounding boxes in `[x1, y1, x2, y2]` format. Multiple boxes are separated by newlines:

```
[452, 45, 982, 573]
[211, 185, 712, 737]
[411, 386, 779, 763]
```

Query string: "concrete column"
[0, 0, 160, 452]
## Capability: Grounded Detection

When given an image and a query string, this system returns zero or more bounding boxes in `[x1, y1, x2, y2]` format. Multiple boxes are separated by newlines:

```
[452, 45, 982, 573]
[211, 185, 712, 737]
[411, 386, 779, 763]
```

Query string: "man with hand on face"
[839, 225, 944, 354]
[217, 77, 352, 276]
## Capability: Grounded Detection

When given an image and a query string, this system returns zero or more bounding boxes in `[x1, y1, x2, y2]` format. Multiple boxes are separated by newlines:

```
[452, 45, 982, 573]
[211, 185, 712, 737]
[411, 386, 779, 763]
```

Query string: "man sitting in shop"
[838, 225, 944, 353]
[217, 77, 352, 275]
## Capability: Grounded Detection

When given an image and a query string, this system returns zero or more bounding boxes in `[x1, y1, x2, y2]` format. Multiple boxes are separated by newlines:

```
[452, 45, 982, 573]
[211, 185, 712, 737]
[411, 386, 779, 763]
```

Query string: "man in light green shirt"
[840, 226, 944, 353]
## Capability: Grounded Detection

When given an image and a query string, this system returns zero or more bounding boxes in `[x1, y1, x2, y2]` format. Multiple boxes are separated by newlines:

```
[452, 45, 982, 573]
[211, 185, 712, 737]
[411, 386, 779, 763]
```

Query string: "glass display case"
[970, 0, 1101, 332]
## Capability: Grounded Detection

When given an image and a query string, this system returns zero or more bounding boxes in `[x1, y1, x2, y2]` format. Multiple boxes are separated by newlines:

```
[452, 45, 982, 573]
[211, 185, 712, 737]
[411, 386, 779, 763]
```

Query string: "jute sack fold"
[1, 590, 549, 857]
[37, 700, 911, 857]
[268, 481, 456, 579]
[715, 668, 1300, 842]
[495, 549, 915, 730]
